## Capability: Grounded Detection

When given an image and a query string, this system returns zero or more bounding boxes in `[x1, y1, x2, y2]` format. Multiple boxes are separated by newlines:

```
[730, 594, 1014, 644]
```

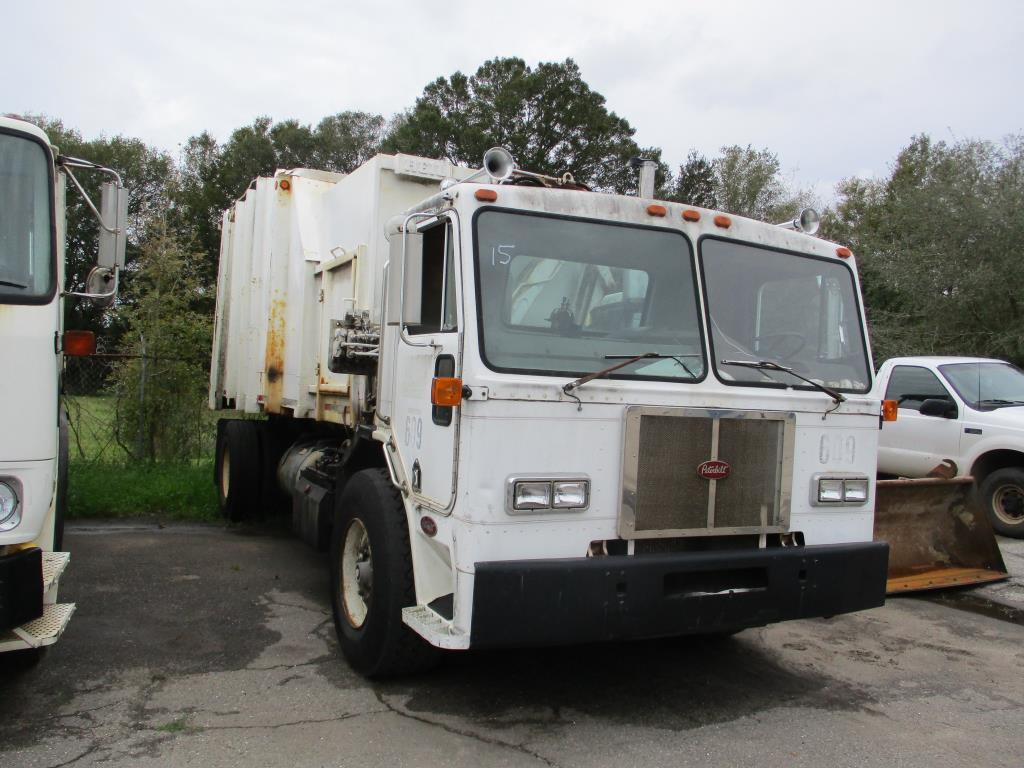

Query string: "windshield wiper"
[976, 398, 1024, 408]
[564, 352, 699, 395]
[720, 359, 846, 405]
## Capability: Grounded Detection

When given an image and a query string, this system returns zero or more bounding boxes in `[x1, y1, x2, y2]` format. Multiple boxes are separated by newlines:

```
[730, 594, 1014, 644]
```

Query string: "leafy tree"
[669, 150, 718, 208]
[712, 144, 808, 221]
[385, 57, 664, 194]
[825, 134, 1024, 364]
[174, 112, 385, 281]
[110, 226, 212, 461]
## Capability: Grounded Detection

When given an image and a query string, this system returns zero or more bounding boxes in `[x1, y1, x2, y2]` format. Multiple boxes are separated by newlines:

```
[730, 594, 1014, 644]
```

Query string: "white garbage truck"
[209, 149, 890, 676]
[0, 115, 126, 654]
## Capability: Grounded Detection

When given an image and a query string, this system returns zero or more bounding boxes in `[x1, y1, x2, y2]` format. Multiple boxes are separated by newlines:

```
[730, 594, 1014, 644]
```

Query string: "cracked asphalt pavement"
[1, 522, 1022, 767]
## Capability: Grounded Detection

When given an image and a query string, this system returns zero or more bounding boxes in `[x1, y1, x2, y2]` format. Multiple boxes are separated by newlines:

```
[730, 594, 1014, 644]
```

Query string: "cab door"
[380, 214, 461, 510]
[880, 365, 962, 476]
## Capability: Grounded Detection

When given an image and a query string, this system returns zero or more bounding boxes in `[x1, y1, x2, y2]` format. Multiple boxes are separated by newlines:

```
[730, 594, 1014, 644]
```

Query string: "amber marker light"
[682, 209, 701, 222]
[836, 246, 853, 259]
[278, 179, 291, 191]
[431, 377, 464, 406]
[713, 215, 732, 229]
[475, 189, 498, 202]
[882, 399, 898, 422]
[646, 204, 667, 217]
[64, 330, 97, 357]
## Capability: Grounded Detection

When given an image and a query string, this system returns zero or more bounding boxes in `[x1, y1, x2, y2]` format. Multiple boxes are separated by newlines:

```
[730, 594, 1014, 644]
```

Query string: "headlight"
[843, 478, 869, 503]
[0, 481, 20, 529]
[817, 478, 844, 503]
[513, 481, 552, 510]
[813, 474, 869, 506]
[508, 476, 590, 513]
[553, 481, 589, 509]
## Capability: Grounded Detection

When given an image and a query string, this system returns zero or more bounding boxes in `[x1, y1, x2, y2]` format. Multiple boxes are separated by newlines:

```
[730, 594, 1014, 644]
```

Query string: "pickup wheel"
[329, 468, 440, 678]
[979, 468, 1024, 538]
[215, 420, 261, 522]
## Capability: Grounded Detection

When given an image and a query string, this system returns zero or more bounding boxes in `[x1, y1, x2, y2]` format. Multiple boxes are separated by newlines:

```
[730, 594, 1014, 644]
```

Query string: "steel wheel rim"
[992, 483, 1024, 525]
[341, 518, 373, 628]
[220, 449, 231, 499]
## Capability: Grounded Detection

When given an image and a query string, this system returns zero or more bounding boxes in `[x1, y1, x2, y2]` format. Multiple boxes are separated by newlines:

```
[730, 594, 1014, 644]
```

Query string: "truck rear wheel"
[329, 468, 440, 677]
[215, 420, 261, 522]
[980, 468, 1024, 538]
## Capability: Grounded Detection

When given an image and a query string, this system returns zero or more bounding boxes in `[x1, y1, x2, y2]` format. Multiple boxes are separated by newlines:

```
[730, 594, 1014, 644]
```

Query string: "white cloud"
[5, 0, 1022, 195]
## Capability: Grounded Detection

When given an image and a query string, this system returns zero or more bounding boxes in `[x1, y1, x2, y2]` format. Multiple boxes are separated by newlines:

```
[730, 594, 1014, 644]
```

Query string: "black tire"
[979, 467, 1024, 538]
[215, 420, 262, 522]
[329, 468, 440, 678]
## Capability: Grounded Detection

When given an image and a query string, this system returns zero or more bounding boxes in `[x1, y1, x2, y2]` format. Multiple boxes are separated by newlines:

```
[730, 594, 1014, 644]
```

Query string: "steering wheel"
[753, 333, 806, 361]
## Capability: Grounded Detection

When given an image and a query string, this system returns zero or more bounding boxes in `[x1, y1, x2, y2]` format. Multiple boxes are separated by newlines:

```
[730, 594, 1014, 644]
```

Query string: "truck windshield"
[474, 210, 705, 382]
[939, 361, 1024, 409]
[0, 132, 53, 302]
[701, 238, 870, 393]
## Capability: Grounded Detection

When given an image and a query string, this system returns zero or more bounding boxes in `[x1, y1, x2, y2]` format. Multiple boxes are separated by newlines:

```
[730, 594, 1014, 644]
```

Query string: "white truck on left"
[0, 115, 126, 654]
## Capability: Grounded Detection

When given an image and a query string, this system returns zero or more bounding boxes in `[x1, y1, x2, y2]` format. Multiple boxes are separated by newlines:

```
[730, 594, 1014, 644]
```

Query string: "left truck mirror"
[98, 181, 128, 269]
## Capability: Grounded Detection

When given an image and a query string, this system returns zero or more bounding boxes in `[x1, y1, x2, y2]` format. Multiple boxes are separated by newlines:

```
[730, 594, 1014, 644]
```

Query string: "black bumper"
[470, 542, 889, 649]
[0, 547, 43, 632]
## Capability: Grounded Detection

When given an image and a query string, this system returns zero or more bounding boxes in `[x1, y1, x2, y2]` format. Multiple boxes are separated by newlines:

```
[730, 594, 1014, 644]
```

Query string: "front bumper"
[470, 542, 889, 648]
[0, 547, 43, 632]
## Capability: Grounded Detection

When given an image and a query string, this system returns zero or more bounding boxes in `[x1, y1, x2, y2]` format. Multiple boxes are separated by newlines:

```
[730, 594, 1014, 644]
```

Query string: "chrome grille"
[620, 407, 794, 539]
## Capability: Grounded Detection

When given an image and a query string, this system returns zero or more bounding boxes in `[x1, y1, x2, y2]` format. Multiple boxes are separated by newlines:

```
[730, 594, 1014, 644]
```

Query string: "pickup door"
[878, 364, 962, 476]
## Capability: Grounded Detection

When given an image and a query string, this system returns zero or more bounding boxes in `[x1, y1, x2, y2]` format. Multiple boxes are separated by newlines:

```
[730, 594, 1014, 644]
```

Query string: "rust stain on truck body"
[264, 297, 286, 414]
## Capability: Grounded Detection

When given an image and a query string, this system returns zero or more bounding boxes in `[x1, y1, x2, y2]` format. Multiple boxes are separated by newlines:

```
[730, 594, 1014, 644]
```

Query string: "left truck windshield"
[0, 132, 54, 302]
[474, 210, 706, 383]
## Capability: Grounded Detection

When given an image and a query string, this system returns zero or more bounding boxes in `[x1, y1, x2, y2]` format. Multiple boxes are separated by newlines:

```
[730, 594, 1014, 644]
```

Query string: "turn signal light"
[64, 330, 96, 357]
[431, 377, 463, 406]
[882, 399, 898, 422]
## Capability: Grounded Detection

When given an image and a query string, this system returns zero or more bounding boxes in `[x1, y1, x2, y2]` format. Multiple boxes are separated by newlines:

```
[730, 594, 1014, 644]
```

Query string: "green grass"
[68, 459, 220, 520]
[64, 394, 222, 521]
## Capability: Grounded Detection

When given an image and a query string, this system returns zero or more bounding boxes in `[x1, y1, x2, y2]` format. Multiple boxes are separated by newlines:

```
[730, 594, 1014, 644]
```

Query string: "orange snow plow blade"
[874, 477, 1009, 595]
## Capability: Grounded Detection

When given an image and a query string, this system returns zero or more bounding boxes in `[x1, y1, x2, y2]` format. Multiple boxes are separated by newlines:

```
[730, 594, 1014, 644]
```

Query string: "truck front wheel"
[329, 468, 439, 677]
[979, 467, 1024, 538]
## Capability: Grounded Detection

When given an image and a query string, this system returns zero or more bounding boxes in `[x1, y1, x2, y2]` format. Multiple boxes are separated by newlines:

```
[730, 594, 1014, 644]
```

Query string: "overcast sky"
[5, 1, 1022, 201]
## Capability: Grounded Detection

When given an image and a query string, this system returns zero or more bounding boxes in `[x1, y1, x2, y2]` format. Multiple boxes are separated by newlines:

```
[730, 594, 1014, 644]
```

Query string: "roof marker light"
[714, 215, 732, 229]
[682, 209, 701, 222]
[475, 189, 498, 202]
[647, 204, 667, 217]
[836, 246, 853, 259]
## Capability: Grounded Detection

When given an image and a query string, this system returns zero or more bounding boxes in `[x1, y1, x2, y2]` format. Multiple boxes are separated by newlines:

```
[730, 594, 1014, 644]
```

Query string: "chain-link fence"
[63, 334, 216, 465]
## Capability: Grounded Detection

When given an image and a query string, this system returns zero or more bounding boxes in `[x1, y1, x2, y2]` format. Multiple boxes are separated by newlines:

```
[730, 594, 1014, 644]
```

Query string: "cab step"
[0, 603, 76, 653]
[42, 551, 70, 597]
[402, 605, 470, 649]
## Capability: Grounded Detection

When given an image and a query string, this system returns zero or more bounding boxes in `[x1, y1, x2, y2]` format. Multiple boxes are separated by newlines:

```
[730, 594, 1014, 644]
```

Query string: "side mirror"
[98, 181, 128, 270]
[919, 398, 958, 419]
[84, 266, 117, 308]
[385, 228, 423, 327]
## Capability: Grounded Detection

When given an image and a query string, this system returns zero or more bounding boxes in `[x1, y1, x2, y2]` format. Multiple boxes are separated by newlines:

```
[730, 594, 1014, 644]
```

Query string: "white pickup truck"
[876, 356, 1024, 537]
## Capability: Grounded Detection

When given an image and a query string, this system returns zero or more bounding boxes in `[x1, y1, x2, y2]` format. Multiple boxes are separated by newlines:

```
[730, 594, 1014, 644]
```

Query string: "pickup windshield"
[701, 238, 870, 393]
[939, 361, 1024, 409]
[0, 132, 53, 302]
[474, 210, 705, 382]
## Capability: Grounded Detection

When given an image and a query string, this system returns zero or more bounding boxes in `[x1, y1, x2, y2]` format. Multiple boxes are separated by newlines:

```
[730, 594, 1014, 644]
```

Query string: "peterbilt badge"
[697, 460, 730, 480]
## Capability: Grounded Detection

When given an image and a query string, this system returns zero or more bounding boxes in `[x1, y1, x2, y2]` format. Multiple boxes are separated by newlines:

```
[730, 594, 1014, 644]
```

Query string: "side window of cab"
[884, 366, 953, 412]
